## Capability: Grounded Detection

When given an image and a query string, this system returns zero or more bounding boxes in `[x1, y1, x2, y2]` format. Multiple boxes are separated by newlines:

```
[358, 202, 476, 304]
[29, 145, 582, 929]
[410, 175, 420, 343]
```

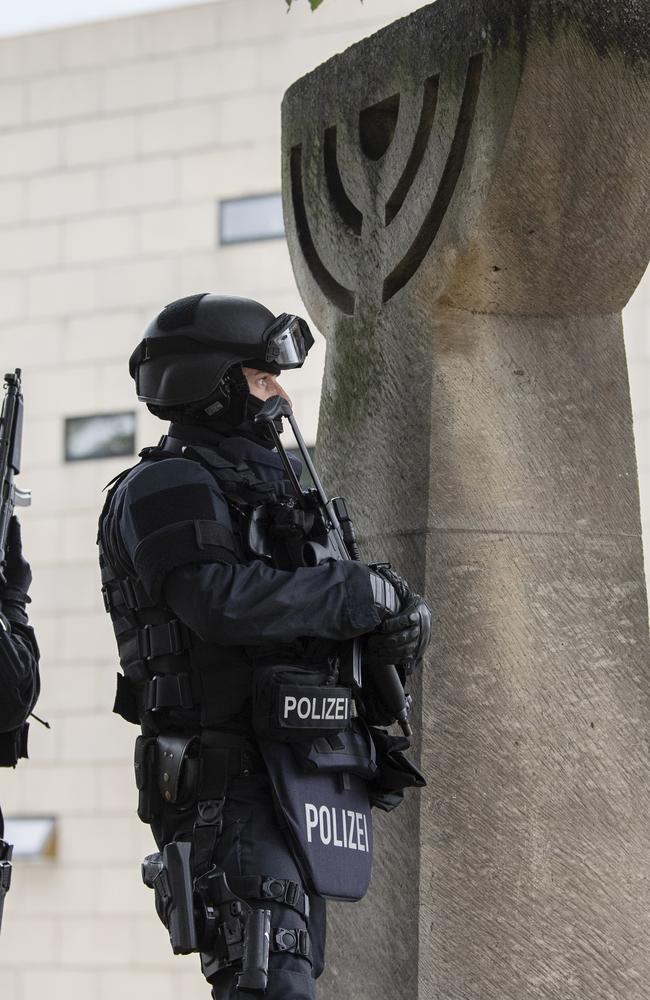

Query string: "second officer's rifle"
[0, 369, 31, 586]
[254, 395, 412, 739]
[0, 369, 31, 936]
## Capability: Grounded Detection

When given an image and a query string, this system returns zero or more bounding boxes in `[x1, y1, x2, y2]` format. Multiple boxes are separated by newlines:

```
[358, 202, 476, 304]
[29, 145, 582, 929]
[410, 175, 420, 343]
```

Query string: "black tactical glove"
[2, 517, 32, 622]
[366, 564, 431, 666]
[364, 596, 432, 668]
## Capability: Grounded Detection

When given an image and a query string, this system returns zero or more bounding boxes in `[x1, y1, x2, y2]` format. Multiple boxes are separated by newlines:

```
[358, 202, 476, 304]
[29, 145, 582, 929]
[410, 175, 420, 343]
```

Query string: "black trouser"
[151, 771, 326, 999]
[0, 803, 12, 935]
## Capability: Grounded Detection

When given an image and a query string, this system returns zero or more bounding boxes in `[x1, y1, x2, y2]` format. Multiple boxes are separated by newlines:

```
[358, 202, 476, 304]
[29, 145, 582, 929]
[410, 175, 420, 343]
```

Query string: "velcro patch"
[131, 483, 215, 539]
[276, 685, 352, 729]
[157, 293, 207, 331]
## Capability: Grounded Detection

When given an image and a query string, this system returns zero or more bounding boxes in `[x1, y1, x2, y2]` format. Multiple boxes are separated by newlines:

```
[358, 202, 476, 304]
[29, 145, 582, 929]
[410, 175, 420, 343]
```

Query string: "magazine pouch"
[258, 737, 373, 902]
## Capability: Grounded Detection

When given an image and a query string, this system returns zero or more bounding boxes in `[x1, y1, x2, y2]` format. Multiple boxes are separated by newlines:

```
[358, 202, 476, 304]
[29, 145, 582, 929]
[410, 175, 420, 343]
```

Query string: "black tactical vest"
[98, 437, 318, 738]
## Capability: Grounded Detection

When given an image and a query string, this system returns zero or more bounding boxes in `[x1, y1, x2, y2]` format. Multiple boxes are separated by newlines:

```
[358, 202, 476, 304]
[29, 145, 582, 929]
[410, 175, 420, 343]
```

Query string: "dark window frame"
[218, 192, 285, 246]
[64, 411, 136, 463]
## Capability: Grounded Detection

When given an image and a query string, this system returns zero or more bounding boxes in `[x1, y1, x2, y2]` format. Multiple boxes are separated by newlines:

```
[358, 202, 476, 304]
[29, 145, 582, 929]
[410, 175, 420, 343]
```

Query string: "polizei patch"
[305, 803, 370, 853]
[277, 684, 352, 730]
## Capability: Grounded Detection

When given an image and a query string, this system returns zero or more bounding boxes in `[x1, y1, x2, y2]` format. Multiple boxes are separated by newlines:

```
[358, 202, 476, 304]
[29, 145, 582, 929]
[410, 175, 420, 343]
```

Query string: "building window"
[64, 412, 136, 462]
[219, 193, 285, 245]
[4, 816, 57, 860]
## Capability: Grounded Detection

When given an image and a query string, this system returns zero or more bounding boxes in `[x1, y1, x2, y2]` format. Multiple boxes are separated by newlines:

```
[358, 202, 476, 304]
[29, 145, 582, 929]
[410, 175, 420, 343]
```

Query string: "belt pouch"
[134, 735, 161, 823]
[258, 738, 373, 902]
[156, 734, 199, 809]
[252, 664, 352, 742]
[291, 719, 378, 779]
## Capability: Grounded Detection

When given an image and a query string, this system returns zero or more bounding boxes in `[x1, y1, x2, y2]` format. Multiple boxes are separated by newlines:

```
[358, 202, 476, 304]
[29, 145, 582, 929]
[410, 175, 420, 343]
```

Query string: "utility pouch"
[252, 664, 352, 743]
[237, 907, 271, 993]
[134, 735, 162, 823]
[155, 734, 199, 809]
[291, 719, 378, 780]
[142, 841, 198, 955]
[369, 727, 427, 813]
[258, 738, 373, 902]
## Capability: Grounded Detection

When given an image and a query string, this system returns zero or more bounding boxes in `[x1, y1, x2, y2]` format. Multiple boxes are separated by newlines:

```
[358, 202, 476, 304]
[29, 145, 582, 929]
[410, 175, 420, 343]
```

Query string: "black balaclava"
[195, 359, 284, 447]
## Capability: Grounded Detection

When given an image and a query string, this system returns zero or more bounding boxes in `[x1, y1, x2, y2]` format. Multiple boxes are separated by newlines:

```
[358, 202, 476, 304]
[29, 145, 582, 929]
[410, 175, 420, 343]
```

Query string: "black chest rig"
[98, 437, 279, 734]
[98, 435, 326, 735]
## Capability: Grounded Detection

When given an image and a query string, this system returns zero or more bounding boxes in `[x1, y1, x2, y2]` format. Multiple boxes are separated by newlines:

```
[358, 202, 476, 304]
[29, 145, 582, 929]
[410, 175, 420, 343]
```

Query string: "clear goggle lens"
[265, 317, 307, 369]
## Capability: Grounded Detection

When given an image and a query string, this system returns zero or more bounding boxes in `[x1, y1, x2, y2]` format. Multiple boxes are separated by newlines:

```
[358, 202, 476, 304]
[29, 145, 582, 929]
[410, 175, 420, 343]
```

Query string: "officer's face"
[243, 367, 293, 406]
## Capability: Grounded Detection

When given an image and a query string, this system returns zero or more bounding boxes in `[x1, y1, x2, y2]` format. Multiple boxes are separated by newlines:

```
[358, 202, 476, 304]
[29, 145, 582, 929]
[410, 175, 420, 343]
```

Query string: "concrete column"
[281, 2, 650, 997]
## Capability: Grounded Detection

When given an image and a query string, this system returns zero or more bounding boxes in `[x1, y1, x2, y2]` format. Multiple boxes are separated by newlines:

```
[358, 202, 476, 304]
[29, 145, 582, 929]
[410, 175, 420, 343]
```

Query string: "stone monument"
[281, 1, 650, 997]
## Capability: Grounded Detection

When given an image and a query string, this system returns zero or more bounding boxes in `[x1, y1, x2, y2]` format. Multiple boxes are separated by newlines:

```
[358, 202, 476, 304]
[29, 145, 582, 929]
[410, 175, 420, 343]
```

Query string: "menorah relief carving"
[285, 47, 491, 317]
[289, 52, 484, 314]
[283, 1, 649, 329]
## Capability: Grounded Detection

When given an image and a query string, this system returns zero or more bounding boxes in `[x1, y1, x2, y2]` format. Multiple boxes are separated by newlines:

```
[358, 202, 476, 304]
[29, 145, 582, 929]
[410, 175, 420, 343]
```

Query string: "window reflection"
[219, 193, 285, 245]
[64, 412, 135, 462]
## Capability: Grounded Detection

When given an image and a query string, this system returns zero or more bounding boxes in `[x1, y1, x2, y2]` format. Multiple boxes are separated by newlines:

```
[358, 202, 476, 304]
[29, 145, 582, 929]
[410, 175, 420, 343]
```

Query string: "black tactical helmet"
[129, 293, 314, 411]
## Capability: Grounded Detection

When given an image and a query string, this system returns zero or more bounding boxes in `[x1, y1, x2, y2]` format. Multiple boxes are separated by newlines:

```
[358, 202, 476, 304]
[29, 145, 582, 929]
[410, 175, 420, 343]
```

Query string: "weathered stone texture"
[282, 1, 650, 997]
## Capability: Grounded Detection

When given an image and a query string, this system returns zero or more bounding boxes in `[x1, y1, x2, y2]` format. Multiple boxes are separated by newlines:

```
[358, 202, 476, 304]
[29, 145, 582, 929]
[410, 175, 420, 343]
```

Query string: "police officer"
[0, 516, 40, 931]
[98, 294, 430, 998]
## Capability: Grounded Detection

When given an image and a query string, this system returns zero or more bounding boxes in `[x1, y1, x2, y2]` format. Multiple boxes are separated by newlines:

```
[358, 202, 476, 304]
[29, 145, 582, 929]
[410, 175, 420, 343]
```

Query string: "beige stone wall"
[0, 2, 431, 998]
[0, 2, 646, 997]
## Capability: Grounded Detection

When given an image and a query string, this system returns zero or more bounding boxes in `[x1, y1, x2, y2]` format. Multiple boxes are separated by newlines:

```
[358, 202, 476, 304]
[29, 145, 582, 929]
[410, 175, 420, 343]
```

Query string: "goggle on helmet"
[129, 294, 315, 410]
[262, 314, 311, 370]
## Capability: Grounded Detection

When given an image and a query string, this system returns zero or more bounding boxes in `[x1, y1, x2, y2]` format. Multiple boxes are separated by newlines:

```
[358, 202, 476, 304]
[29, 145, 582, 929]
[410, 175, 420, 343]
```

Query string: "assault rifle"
[254, 396, 412, 739]
[0, 370, 31, 584]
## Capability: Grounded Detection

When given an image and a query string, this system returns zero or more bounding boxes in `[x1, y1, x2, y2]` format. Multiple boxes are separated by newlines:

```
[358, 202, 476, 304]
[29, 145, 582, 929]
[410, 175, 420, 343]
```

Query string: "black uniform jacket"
[0, 608, 40, 767]
[101, 423, 381, 733]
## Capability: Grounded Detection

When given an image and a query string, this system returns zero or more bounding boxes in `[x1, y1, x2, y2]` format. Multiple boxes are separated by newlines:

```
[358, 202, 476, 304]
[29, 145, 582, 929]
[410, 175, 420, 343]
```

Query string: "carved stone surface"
[282, 2, 650, 998]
